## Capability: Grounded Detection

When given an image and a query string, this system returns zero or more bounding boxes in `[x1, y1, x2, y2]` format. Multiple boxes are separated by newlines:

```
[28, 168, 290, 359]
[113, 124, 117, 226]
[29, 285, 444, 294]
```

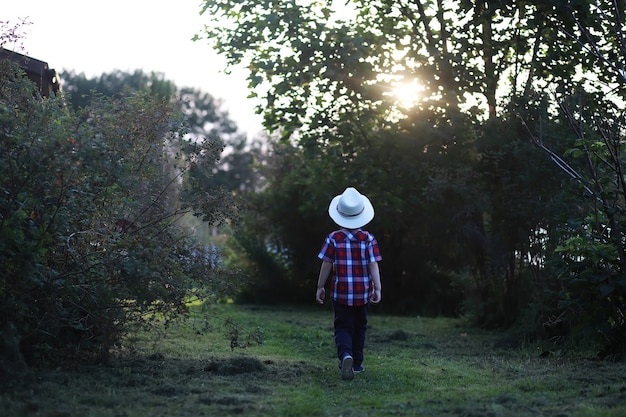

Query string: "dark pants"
[333, 301, 369, 367]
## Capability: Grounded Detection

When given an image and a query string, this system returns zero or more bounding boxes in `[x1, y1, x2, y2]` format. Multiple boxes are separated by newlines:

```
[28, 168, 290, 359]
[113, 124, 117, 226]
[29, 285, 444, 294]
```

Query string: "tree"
[62, 70, 228, 136]
[62, 66, 269, 270]
[199, 0, 597, 131]
[195, 0, 590, 317]
[521, 0, 626, 357]
[61, 70, 263, 196]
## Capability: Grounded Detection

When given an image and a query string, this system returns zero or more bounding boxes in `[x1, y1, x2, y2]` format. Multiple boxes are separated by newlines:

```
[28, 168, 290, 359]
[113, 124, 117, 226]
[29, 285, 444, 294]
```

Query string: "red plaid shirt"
[318, 229, 382, 306]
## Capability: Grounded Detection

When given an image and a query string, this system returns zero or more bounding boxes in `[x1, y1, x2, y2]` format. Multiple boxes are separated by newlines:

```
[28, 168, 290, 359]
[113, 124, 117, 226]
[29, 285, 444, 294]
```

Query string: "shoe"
[353, 364, 365, 373]
[340, 355, 354, 380]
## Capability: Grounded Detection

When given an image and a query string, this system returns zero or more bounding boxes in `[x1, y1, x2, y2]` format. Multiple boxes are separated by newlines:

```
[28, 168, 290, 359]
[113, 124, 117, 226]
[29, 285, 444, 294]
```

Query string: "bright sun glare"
[388, 79, 424, 109]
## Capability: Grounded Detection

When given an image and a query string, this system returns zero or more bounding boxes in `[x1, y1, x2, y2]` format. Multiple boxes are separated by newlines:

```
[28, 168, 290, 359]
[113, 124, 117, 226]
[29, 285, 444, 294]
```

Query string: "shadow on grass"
[1, 353, 322, 417]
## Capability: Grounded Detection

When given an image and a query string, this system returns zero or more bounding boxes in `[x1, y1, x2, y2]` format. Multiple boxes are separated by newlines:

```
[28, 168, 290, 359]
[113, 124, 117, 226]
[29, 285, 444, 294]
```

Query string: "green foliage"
[61, 69, 263, 207]
[450, 97, 572, 327]
[61, 69, 177, 109]
[0, 60, 239, 365]
[199, 0, 598, 128]
[197, 0, 626, 360]
[61, 69, 238, 140]
[198, 0, 576, 319]
[60, 67, 265, 296]
[539, 92, 626, 358]
[519, 0, 626, 356]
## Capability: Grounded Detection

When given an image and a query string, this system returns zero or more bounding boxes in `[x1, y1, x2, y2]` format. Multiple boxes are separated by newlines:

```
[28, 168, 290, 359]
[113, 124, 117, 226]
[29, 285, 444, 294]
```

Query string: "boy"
[316, 187, 382, 380]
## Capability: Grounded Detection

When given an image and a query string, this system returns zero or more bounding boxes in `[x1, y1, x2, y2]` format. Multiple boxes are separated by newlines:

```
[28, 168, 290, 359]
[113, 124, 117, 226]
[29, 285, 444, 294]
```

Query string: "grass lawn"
[2, 303, 626, 416]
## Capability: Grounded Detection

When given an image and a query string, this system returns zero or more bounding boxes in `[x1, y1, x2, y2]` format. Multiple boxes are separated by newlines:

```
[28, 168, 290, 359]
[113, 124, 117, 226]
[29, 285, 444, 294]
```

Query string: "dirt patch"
[204, 356, 266, 375]
[370, 329, 439, 350]
[387, 329, 412, 341]
[151, 384, 186, 397]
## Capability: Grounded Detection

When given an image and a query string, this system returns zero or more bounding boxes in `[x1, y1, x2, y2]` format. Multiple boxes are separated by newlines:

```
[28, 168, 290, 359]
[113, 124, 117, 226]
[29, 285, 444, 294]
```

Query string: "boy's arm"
[368, 262, 382, 303]
[316, 261, 333, 304]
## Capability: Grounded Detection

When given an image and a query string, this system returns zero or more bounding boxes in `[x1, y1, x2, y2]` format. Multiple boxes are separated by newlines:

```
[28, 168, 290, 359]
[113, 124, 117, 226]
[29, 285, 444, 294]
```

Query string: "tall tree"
[61, 69, 264, 210]
[522, 0, 626, 357]
[199, 0, 594, 130]
[62, 70, 234, 138]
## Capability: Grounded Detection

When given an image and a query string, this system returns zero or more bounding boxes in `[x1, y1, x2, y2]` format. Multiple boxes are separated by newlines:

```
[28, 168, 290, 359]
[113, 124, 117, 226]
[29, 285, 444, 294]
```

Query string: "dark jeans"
[333, 301, 369, 367]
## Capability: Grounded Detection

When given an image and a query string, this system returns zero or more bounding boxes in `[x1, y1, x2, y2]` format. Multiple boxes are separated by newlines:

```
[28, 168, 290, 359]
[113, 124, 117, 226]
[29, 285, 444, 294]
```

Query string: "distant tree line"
[61, 69, 265, 197]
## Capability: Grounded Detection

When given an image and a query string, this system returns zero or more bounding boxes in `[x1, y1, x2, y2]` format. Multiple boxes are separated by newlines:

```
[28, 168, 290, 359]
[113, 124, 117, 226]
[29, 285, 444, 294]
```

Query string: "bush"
[0, 60, 237, 367]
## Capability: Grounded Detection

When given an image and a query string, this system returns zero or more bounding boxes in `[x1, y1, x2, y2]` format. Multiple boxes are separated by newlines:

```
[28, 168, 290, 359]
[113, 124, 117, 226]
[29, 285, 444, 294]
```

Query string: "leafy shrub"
[532, 92, 626, 358]
[0, 60, 238, 366]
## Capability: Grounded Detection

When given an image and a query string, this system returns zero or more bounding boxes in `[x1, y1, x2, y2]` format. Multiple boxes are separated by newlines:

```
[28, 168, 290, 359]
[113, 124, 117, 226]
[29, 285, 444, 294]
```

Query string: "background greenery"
[198, 0, 626, 357]
[1, 0, 626, 372]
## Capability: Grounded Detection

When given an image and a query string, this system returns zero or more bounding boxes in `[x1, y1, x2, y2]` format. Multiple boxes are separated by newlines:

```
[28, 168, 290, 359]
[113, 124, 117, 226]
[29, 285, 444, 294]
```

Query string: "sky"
[2, 0, 263, 136]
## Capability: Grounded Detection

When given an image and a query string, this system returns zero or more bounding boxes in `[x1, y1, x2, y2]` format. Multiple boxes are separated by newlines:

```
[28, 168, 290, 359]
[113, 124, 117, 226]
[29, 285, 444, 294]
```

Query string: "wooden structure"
[0, 49, 61, 97]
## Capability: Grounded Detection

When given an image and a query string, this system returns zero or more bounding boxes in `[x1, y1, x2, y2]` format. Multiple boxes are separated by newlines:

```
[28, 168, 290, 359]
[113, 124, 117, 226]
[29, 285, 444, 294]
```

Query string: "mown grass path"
[2, 304, 626, 416]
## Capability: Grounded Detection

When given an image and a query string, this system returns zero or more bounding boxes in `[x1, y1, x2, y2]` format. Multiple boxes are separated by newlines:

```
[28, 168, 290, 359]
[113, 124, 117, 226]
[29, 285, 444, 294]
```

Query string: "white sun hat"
[328, 187, 375, 229]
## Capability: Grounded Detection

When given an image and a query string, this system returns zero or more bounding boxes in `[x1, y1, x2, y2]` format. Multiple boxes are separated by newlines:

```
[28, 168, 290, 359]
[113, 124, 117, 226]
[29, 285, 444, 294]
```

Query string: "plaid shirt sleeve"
[318, 234, 335, 263]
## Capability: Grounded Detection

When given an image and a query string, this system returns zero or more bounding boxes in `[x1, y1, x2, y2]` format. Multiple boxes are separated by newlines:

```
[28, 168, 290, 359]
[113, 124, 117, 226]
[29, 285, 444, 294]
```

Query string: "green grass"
[2, 303, 626, 416]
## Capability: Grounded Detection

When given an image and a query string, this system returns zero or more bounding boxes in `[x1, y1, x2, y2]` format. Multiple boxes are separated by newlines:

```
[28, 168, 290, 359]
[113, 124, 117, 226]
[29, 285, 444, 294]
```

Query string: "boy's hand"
[316, 287, 325, 304]
[370, 289, 381, 304]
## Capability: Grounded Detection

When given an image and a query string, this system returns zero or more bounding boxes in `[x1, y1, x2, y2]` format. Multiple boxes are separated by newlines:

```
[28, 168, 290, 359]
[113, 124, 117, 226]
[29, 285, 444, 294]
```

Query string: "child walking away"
[316, 187, 382, 380]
